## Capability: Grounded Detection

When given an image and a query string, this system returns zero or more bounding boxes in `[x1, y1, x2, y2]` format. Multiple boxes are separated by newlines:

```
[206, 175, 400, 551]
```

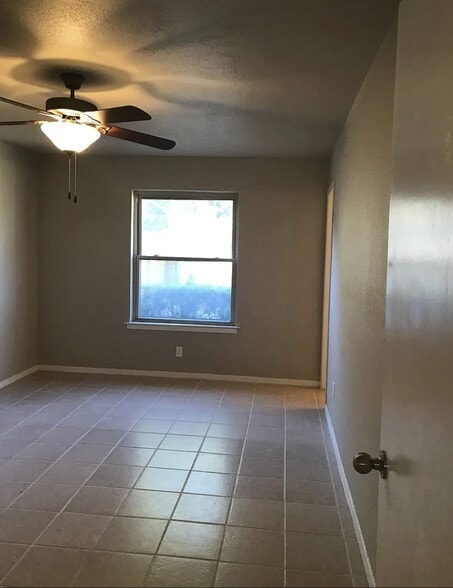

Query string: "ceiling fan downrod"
[46, 73, 97, 115]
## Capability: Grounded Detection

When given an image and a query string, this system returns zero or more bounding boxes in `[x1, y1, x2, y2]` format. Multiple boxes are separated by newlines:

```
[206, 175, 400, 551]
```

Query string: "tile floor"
[0, 371, 367, 587]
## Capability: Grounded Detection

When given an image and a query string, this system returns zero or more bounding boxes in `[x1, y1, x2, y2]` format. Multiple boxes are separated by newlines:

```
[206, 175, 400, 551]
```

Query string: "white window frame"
[126, 190, 239, 334]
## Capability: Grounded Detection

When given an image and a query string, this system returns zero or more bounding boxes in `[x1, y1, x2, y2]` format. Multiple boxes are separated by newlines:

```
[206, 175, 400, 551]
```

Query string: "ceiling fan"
[0, 72, 176, 202]
[0, 72, 176, 153]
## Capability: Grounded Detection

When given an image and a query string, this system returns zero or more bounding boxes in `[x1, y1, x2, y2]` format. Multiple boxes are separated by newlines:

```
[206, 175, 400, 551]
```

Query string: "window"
[129, 191, 238, 331]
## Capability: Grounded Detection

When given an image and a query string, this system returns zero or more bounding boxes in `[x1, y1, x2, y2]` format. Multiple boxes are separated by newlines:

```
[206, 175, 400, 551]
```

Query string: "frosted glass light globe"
[41, 121, 100, 153]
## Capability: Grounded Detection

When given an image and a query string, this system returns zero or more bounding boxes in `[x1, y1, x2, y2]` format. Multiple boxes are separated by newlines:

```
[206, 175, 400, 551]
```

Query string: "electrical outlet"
[176, 346, 183, 358]
[332, 382, 336, 398]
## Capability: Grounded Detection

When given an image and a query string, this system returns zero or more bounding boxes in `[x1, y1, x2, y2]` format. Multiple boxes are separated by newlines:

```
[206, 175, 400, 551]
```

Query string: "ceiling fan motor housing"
[46, 72, 97, 115]
[46, 96, 97, 115]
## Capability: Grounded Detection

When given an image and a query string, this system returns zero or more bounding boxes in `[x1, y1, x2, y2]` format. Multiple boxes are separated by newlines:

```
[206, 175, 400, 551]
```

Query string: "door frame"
[321, 184, 334, 390]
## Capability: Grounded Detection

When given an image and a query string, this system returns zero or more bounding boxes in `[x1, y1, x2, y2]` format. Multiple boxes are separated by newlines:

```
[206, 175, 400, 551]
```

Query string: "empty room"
[0, 1, 452, 587]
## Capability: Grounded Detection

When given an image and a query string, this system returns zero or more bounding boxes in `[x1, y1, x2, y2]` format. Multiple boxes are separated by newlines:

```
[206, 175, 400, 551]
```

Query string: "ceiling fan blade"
[104, 125, 176, 150]
[0, 96, 56, 118]
[84, 105, 151, 125]
[0, 120, 41, 126]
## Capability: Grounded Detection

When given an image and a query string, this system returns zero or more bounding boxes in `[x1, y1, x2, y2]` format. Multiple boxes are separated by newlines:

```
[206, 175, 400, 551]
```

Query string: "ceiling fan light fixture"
[40, 120, 100, 153]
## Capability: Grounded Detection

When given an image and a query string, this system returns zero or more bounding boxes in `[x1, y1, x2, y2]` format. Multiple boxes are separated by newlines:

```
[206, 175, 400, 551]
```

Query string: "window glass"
[141, 199, 233, 258]
[138, 260, 233, 322]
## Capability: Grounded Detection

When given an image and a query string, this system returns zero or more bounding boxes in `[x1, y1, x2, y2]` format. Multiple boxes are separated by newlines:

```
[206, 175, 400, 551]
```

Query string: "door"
[375, 2, 453, 585]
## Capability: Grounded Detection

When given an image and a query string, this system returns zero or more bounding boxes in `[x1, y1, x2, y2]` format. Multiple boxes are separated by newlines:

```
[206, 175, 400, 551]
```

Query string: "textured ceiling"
[0, 0, 398, 156]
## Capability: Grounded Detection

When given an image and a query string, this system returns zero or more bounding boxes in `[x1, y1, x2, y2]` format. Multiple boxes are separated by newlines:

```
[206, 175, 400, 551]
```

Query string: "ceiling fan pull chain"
[68, 153, 72, 200]
[73, 153, 78, 204]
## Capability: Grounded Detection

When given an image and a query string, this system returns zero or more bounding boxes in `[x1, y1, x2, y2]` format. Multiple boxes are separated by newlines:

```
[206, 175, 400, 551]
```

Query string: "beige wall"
[0, 141, 38, 382]
[327, 22, 397, 570]
[38, 156, 328, 380]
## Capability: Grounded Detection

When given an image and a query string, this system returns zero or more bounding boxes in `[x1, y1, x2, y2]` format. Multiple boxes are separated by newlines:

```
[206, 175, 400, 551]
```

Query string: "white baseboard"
[38, 364, 319, 388]
[0, 365, 38, 390]
[325, 407, 376, 588]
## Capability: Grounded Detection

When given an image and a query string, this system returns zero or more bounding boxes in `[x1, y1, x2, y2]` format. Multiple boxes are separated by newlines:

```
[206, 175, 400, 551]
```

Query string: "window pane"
[138, 260, 233, 322]
[140, 199, 233, 258]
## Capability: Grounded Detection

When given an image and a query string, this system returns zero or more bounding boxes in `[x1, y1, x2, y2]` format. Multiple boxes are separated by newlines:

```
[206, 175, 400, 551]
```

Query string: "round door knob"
[353, 452, 374, 474]
[353, 451, 388, 479]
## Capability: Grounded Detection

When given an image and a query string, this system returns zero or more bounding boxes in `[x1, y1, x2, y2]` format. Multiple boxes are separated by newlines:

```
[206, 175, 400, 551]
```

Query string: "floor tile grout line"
[4, 503, 355, 539]
[0, 377, 132, 451]
[1, 538, 362, 583]
[60, 381, 178, 515]
[213, 382, 257, 586]
[0, 379, 121, 582]
[2, 380, 256, 458]
[139, 377, 212, 586]
[2, 385, 334, 494]
[125, 381, 227, 561]
[68, 379, 195, 586]
[148, 379, 231, 583]
[0, 536, 365, 571]
[2, 376, 112, 417]
[314, 388, 356, 586]
[1, 376, 134, 580]
[12, 378, 170, 470]
[4, 387, 260, 487]
[0, 380, 98, 455]
[69, 381, 183, 588]
[96, 378, 192, 514]
[0, 376, 170, 586]
[0, 378, 61, 423]
[1, 373, 65, 401]
[210, 381, 244, 585]
[0, 379, 115, 507]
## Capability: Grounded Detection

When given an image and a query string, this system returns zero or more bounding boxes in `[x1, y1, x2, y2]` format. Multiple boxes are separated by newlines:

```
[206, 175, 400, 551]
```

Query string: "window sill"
[125, 322, 239, 334]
